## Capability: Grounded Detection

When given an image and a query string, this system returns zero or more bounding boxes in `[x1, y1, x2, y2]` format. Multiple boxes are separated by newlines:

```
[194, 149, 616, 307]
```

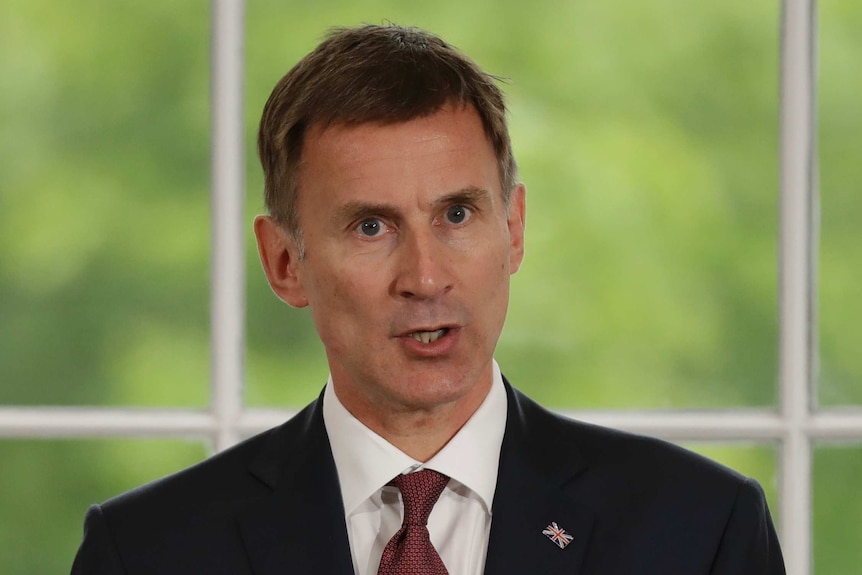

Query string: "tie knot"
[392, 469, 450, 526]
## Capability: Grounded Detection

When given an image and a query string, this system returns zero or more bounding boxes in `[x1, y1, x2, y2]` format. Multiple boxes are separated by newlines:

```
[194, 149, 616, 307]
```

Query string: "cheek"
[469, 251, 511, 307]
[307, 261, 382, 323]
[481, 243, 514, 312]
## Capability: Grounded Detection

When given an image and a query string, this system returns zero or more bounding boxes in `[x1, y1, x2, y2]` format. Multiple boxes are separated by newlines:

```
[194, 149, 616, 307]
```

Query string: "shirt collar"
[323, 360, 508, 516]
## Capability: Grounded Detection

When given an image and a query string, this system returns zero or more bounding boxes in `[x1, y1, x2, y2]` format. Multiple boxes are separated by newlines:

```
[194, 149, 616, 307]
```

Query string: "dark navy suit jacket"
[72, 380, 785, 574]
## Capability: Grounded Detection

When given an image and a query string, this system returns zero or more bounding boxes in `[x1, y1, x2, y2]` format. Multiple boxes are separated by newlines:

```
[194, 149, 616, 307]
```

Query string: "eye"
[445, 205, 472, 225]
[356, 218, 385, 237]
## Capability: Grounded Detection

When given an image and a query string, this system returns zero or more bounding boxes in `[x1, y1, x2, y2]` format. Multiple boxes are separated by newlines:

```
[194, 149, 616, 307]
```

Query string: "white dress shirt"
[322, 360, 508, 575]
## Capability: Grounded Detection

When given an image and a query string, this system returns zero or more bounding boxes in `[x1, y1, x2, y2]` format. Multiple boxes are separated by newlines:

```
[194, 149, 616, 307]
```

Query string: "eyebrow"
[333, 202, 401, 228]
[333, 186, 491, 227]
[432, 186, 490, 210]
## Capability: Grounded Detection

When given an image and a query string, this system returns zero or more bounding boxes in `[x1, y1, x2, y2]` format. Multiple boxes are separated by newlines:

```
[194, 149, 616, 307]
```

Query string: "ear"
[253, 215, 309, 308]
[506, 183, 526, 274]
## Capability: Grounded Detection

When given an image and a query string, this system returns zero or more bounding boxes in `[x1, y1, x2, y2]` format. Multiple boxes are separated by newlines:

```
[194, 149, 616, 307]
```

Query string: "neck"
[332, 374, 492, 461]
[372, 406, 471, 461]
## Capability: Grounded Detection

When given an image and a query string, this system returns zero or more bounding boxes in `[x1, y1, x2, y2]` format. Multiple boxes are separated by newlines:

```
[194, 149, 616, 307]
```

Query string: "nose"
[392, 228, 454, 300]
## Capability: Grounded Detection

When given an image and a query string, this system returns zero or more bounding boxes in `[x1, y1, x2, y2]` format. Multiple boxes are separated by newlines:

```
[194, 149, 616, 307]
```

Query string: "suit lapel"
[484, 382, 596, 575]
[237, 395, 355, 575]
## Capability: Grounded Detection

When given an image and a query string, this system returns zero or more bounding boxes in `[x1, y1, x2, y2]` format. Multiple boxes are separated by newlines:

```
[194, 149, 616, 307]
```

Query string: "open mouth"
[408, 328, 450, 344]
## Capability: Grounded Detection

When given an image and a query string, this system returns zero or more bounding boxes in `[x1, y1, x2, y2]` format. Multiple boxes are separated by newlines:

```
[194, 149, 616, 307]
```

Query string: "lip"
[398, 326, 461, 357]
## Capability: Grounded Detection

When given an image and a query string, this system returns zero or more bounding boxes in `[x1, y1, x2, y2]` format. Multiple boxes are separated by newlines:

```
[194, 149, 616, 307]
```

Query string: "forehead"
[297, 104, 501, 204]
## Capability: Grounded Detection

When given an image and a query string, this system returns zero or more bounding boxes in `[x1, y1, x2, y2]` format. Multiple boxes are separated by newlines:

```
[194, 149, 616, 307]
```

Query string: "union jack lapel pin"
[542, 521, 574, 549]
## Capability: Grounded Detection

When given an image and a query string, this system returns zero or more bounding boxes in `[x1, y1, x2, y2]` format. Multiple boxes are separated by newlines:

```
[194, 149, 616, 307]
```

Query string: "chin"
[396, 371, 479, 407]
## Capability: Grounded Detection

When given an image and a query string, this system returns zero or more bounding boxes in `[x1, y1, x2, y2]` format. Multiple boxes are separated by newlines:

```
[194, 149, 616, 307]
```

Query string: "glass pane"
[819, 0, 862, 406]
[0, 439, 207, 574]
[0, 1, 210, 406]
[813, 445, 862, 575]
[245, 0, 779, 408]
[680, 442, 779, 518]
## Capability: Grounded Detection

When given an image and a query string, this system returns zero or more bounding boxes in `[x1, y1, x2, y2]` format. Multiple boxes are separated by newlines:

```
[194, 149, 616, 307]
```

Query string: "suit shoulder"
[555, 414, 782, 572]
[73, 399, 329, 572]
[99, 399, 318, 520]
[101, 426, 272, 516]
[570, 414, 741, 480]
[513, 388, 750, 494]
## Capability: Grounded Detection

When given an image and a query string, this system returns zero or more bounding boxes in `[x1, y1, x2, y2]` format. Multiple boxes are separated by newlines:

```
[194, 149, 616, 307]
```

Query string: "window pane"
[0, 439, 207, 574]
[0, 1, 210, 406]
[819, 0, 862, 406]
[681, 442, 779, 517]
[245, 0, 779, 408]
[813, 445, 862, 575]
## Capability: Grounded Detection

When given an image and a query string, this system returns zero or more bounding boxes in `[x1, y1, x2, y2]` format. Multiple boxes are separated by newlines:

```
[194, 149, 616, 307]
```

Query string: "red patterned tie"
[377, 469, 450, 575]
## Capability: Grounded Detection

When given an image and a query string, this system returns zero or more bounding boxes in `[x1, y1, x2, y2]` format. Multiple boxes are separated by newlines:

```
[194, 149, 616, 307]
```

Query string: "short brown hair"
[257, 24, 518, 239]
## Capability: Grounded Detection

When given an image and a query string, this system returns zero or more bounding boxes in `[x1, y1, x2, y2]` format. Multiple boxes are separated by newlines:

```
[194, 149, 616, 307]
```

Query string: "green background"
[0, 0, 859, 573]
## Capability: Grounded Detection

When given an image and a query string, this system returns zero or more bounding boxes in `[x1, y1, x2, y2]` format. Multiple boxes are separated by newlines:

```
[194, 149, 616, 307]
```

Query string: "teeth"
[410, 329, 446, 344]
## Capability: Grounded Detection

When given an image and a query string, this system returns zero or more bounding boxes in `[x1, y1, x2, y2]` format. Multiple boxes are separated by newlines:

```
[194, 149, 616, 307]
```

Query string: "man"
[72, 24, 785, 574]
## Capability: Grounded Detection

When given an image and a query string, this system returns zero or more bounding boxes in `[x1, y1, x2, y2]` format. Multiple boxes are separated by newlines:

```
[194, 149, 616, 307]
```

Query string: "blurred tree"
[0, 0, 211, 407]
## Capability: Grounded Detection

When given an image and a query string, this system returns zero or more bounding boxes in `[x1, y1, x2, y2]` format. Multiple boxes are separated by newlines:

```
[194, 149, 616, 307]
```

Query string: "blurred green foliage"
[0, 0, 211, 407]
[0, 0, 859, 573]
[814, 445, 862, 575]
[0, 440, 206, 574]
[819, 0, 862, 405]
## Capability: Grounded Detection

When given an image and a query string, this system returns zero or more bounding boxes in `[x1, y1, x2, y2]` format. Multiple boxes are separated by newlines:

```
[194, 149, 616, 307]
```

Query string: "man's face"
[261, 104, 525, 424]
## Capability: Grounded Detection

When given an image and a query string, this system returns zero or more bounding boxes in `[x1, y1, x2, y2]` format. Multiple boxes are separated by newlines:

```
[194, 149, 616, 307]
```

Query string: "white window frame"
[0, 2, 860, 574]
